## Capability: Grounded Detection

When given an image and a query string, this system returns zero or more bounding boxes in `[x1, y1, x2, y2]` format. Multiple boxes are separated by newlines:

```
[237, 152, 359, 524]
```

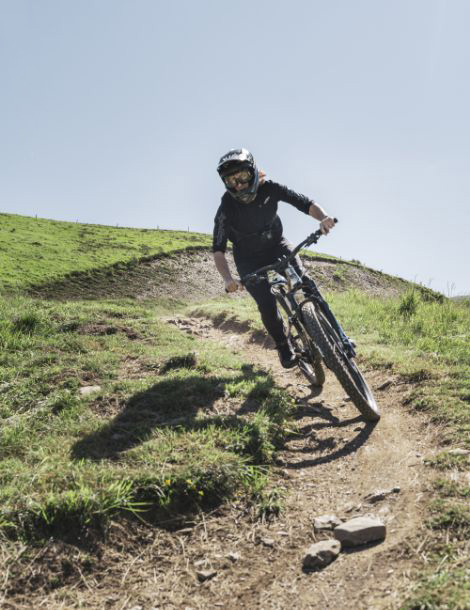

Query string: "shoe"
[276, 340, 297, 369]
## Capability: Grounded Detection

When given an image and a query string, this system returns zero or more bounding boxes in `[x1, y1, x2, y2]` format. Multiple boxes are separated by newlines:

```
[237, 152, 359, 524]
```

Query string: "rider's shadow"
[70, 363, 276, 461]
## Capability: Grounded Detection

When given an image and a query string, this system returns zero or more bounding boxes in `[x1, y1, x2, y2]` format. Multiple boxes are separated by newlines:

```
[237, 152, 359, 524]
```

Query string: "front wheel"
[301, 302, 380, 422]
[275, 291, 326, 387]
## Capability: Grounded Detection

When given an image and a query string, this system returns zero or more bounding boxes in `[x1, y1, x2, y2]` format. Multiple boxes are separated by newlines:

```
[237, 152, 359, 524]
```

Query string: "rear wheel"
[301, 302, 380, 421]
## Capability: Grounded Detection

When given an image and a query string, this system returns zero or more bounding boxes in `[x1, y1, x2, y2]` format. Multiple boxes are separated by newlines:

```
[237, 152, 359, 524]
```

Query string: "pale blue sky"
[1, 0, 469, 294]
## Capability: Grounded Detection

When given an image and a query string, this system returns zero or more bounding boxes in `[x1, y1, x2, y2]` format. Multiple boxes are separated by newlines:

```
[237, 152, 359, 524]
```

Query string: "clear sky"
[1, 0, 469, 295]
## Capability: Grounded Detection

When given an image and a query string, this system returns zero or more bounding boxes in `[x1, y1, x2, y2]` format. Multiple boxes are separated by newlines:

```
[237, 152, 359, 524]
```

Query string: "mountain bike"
[241, 224, 380, 422]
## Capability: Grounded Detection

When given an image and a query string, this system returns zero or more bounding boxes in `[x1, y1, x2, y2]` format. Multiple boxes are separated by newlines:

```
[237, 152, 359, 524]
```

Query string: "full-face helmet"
[217, 148, 260, 204]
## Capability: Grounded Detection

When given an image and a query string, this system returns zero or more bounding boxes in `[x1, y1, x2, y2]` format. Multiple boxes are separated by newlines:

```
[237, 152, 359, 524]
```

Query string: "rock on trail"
[334, 516, 386, 547]
[303, 539, 341, 570]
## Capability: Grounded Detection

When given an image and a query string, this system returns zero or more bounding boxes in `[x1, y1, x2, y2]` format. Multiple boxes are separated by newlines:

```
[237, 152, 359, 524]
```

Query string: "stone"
[364, 487, 401, 503]
[260, 537, 275, 548]
[302, 539, 341, 570]
[313, 515, 342, 532]
[377, 379, 393, 391]
[227, 552, 241, 562]
[377, 504, 391, 513]
[334, 516, 386, 547]
[196, 569, 217, 582]
[343, 502, 362, 513]
[448, 448, 470, 456]
[175, 527, 193, 535]
[79, 385, 101, 396]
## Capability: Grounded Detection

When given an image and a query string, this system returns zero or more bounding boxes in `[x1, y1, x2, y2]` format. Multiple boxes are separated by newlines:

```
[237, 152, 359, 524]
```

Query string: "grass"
[0, 293, 294, 540]
[0, 212, 211, 292]
[402, 570, 470, 610]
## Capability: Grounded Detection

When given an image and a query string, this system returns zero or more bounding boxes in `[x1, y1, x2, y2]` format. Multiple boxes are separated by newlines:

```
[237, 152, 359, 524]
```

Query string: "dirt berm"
[28, 247, 435, 302]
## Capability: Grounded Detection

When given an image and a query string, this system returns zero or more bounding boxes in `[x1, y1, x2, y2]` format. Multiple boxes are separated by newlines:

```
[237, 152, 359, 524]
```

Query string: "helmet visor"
[223, 169, 253, 189]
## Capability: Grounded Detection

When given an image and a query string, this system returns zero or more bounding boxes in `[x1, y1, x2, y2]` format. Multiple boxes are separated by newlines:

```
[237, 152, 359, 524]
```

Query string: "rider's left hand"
[320, 216, 336, 235]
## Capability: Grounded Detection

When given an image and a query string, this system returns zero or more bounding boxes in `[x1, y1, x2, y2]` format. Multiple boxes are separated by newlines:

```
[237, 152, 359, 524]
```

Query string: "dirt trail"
[146, 315, 436, 610]
[17, 315, 436, 610]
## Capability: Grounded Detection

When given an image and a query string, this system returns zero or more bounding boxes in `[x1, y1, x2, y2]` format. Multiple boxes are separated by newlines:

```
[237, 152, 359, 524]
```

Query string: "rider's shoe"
[276, 340, 297, 369]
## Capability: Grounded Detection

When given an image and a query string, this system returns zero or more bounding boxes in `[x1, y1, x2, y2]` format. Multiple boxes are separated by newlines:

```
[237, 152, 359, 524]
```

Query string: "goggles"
[223, 169, 252, 189]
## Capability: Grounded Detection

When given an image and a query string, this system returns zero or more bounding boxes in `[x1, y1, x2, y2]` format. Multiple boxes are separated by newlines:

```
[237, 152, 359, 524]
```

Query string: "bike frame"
[241, 225, 356, 359]
[271, 276, 314, 359]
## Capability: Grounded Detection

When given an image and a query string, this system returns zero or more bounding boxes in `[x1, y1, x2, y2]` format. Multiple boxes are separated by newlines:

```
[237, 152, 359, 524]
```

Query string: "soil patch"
[29, 249, 415, 302]
[78, 323, 141, 340]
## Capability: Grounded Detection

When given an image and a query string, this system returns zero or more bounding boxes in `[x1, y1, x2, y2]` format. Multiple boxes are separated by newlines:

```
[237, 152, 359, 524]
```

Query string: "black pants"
[234, 238, 305, 346]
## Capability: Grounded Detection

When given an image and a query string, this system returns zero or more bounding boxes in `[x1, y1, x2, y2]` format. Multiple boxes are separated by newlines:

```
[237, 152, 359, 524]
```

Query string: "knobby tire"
[276, 293, 325, 387]
[301, 302, 380, 422]
[298, 347, 326, 387]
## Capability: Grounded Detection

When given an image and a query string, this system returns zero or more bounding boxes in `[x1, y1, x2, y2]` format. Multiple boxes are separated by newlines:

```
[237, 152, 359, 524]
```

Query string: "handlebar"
[241, 218, 338, 287]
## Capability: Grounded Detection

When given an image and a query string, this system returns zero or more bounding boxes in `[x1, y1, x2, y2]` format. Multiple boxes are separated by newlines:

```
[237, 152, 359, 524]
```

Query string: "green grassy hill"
[1, 213, 469, 608]
[0, 212, 436, 302]
[0, 213, 210, 291]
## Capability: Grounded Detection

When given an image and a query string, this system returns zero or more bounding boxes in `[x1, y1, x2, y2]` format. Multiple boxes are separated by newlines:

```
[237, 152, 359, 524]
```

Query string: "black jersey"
[212, 179, 313, 255]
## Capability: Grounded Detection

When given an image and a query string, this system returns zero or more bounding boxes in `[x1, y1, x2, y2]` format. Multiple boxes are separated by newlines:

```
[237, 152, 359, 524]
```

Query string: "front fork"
[300, 277, 356, 358]
[272, 275, 356, 360]
[274, 291, 310, 359]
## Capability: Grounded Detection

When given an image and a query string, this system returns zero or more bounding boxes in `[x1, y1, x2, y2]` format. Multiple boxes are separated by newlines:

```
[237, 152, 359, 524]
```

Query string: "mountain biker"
[212, 148, 336, 368]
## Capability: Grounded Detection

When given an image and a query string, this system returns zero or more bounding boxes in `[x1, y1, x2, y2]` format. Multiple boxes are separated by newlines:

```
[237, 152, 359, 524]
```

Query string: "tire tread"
[301, 302, 380, 421]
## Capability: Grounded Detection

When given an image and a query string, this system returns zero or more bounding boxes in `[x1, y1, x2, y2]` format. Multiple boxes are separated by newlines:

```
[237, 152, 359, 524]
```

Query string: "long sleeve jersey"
[212, 179, 313, 255]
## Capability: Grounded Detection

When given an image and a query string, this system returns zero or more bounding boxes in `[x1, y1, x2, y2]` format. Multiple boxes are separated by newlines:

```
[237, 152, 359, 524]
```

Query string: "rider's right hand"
[319, 216, 336, 235]
[225, 278, 242, 293]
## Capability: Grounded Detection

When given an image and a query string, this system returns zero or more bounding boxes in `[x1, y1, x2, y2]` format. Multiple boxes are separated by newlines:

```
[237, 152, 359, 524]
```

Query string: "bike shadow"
[285, 400, 377, 469]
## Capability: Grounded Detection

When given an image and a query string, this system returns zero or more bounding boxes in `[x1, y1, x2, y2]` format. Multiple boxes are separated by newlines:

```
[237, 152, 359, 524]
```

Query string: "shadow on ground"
[285, 401, 377, 469]
[71, 363, 276, 461]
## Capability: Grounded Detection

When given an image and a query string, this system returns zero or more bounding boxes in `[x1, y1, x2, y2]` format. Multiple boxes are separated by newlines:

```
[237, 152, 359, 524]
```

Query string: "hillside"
[0, 212, 210, 291]
[0, 212, 439, 302]
[0, 214, 469, 609]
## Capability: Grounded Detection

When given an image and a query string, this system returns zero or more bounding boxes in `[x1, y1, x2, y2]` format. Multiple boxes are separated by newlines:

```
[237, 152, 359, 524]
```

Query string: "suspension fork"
[273, 289, 307, 349]
[300, 278, 356, 356]
[274, 291, 296, 337]
[281, 291, 316, 356]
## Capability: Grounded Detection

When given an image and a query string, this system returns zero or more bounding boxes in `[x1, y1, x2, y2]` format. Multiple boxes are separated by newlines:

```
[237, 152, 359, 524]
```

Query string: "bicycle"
[241, 222, 380, 422]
